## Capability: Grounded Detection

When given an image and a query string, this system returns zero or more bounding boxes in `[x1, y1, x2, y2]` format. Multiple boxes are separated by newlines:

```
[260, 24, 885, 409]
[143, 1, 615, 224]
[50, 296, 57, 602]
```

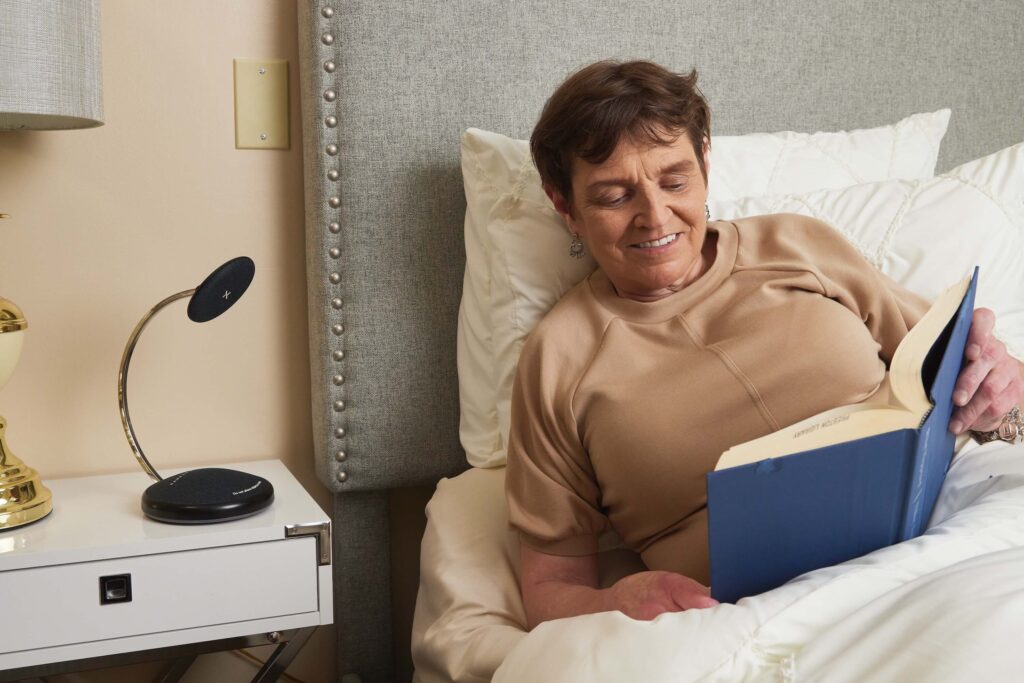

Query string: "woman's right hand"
[608, 570, 718, 620]
[520, 544, 718, 628]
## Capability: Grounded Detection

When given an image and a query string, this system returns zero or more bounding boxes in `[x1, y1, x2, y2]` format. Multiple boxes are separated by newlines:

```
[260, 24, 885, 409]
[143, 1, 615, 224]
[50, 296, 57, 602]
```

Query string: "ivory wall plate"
[233, 59, 289, 150]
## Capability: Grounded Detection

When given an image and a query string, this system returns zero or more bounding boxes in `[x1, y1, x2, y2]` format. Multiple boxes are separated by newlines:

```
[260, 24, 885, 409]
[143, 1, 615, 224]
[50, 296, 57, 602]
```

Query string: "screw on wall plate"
[258, 67, 267, 75]
[259, 133, 268, 141]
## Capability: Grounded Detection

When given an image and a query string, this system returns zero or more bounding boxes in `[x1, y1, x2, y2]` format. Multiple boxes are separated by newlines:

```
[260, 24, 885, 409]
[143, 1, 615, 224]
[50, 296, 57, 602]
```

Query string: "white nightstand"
[0, 460, 333, 682]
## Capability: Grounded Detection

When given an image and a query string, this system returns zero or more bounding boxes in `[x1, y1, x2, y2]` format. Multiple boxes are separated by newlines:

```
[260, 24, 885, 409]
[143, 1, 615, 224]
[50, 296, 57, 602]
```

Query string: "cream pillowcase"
[411, 467, 526, 683]
[458, 111, 952, 468]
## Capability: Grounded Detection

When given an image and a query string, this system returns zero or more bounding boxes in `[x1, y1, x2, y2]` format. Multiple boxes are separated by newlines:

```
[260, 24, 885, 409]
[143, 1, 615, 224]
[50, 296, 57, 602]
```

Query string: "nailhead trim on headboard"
[319, 4, 348, 485]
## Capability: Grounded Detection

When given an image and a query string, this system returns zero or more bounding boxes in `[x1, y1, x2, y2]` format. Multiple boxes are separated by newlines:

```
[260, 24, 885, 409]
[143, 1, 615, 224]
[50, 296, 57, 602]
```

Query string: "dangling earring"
[569, 232, 585, 259]
[705, 203, 711, 222]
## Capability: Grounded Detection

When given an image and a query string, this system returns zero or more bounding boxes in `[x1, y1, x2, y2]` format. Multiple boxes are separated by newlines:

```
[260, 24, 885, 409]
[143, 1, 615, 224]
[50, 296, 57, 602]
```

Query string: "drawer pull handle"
[99, 574, 132, 605]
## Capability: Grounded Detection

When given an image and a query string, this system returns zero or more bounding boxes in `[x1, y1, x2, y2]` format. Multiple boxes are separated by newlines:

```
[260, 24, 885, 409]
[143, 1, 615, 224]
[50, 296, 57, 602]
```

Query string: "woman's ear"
[702, 137, 711, 185]
[544, 185, 571, 216]
[543, 186, 579, 231]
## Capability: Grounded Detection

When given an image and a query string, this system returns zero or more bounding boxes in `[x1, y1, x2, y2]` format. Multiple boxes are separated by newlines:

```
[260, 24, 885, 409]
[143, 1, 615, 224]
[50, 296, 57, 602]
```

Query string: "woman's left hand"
[949, 308, 1024, 434]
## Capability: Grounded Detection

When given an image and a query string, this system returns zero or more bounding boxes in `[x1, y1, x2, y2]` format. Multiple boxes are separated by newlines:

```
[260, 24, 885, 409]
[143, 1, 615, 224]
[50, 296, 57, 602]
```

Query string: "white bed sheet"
[413, 441, 1024, 682]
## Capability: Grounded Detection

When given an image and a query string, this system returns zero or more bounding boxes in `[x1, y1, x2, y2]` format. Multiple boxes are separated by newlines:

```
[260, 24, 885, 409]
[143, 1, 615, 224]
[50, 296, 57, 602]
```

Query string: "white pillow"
[709, 143, 1024, 360]
[459, 111, 952, 467]
[708, 110, 950, 203]
[465, 141, 1024, 469]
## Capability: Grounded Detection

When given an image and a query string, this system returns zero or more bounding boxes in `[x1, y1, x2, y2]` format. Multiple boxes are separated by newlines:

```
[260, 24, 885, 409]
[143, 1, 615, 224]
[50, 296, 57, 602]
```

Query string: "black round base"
[142, 468, 274, 524]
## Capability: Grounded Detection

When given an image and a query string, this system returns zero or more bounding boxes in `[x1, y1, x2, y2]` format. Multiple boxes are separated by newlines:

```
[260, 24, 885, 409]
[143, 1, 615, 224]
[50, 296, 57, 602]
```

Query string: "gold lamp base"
[0, 416, 52, 530]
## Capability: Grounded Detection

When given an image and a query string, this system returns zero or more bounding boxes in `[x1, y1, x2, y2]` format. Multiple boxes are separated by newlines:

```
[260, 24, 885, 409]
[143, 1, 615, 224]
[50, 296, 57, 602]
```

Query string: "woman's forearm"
[519, 544, 608, 629]
[522, 578, 612, 629]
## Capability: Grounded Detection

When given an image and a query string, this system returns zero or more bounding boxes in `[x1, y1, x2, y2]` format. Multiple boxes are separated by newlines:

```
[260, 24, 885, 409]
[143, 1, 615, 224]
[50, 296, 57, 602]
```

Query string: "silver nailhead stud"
[328, 221, 341, 233]
[325, 144, 339, 156]
[327, 169, 339, 181]
[329, 247, 341, 258]
[334, 400, 346, 412]
[332, 323, 344, 335]
[329, 273, 341, 284]
[331, 297, 343, 309]
[324, 89, 337, 102]
[335, 450, 347, 461]
[332, 375, 345, 386]
[325, 115, 338, 128]
[321, 6, 335, 18]
[324, 60, 336, 73]
[335, 427, 346, 438]
[322, 33, 334, 45]
[328, 196, 341, 208]
[332, 350, 345, 361]
[337, 471, 348, 483]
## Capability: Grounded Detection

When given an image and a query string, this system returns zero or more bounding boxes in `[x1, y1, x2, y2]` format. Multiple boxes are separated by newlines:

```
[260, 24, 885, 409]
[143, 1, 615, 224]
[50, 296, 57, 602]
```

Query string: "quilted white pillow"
[709, 143, 1024, 359]
[459, 111, 951, 467]
[708, 110, 950, 203]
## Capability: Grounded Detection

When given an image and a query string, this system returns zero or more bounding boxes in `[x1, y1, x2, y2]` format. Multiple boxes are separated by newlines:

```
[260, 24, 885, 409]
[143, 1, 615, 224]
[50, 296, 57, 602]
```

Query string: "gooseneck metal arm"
[117, 289, 195, 482]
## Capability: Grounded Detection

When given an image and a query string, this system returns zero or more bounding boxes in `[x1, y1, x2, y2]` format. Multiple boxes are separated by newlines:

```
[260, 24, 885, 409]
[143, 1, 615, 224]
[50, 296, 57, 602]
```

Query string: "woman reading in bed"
[505, 59, 1024, 628]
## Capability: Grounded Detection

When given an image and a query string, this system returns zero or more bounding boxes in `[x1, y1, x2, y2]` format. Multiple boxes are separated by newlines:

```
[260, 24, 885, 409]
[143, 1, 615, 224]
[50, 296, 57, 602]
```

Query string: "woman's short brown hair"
[530, 60, 711, 206]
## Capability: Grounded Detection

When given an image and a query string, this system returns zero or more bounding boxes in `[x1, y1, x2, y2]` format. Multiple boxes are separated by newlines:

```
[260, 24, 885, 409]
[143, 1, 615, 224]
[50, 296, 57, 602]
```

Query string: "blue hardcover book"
[707, 269, 978, 604]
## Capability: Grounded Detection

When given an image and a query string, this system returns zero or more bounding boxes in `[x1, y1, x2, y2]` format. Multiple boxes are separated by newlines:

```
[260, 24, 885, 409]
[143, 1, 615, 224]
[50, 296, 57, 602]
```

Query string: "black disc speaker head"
[187, 256, 255, 323]
[142, 467, 274, 524]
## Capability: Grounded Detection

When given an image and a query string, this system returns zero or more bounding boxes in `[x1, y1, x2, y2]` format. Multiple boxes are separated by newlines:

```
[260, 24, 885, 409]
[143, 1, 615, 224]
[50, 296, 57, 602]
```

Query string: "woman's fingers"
[964, 308, 996, 362]
[950, 310, 1004, 434]
[953, 368, 1012, 432]
[950, 330, 1022, 433]
[667, 574, 719, 610]
[953, 311, 998, 408]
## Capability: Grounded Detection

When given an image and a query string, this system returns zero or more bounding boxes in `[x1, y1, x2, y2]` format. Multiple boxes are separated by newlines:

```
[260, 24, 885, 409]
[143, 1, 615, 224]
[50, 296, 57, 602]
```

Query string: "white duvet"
[492, 441, 1024, 682]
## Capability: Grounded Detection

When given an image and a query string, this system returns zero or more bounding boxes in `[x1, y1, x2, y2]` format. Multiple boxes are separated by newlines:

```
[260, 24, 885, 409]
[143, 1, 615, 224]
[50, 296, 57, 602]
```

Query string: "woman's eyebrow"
[659, 160, 696, 176]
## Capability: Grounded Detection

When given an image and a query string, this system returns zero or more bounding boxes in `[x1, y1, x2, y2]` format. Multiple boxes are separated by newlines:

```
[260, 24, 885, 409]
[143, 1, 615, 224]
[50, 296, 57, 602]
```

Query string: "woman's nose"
[636, 189, 671, 229]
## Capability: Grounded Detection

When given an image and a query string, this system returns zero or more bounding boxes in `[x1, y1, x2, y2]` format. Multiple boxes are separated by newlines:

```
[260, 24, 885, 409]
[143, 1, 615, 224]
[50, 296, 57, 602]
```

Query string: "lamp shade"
[0, 0, 104, 130]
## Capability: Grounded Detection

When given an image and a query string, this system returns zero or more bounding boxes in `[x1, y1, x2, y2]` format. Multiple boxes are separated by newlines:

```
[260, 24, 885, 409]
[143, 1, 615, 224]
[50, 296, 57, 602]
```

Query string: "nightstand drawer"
[1, 537, 318, 654]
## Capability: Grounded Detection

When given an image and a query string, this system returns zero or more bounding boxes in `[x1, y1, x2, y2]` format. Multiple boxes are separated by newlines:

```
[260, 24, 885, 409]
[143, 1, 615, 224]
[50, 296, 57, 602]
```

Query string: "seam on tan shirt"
[562, 314, 622, 520]
[676, 315, 781, 432]
[568, 315, 621, 444]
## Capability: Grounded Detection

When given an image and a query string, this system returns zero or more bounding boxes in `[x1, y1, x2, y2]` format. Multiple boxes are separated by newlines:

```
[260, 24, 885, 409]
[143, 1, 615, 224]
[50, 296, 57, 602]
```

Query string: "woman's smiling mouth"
[633, 233, 679, 249]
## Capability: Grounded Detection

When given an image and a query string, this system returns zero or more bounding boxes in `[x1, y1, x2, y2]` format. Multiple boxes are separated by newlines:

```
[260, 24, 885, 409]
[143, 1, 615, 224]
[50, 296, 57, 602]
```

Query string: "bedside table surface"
[0, 459, 327, 571]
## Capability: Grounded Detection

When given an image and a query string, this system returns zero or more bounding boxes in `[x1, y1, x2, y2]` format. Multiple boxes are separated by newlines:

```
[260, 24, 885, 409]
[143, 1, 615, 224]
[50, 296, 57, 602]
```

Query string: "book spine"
[897, 429, 926, 541]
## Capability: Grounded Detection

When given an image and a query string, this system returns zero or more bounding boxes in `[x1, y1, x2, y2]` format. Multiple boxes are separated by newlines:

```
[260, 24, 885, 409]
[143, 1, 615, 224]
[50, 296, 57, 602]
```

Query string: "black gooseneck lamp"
[117, 256, 274, 523]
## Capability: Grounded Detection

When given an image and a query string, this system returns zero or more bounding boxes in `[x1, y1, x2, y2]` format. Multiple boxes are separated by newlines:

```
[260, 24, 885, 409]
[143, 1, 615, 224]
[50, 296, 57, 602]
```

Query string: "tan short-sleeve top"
[505, 214, 931, 585]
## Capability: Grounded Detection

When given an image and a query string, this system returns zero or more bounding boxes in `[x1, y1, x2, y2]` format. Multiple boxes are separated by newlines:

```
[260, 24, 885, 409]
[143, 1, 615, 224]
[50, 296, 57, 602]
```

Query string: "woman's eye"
[597, 193, 628, 207]
[663, 182, 686, 192]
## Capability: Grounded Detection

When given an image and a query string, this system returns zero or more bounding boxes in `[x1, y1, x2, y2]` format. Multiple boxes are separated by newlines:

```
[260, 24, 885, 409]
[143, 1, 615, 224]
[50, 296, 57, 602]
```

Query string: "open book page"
[887, 276, 972, 415]
[715, 275, 972, 472]
[714, 380, 918, 469]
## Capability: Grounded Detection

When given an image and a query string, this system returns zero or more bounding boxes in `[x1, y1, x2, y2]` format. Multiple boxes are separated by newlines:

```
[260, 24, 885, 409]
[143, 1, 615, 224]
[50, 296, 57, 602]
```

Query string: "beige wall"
[0, 1, 335, 680]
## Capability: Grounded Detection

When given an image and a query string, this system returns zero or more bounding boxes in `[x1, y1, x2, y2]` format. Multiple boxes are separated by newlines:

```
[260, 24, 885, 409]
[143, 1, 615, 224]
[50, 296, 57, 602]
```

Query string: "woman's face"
[550, 133, 711, 301]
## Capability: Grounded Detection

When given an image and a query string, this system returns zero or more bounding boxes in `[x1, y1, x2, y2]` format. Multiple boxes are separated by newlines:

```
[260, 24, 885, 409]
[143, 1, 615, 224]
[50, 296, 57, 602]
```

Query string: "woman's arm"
[520, 544, 718, 630]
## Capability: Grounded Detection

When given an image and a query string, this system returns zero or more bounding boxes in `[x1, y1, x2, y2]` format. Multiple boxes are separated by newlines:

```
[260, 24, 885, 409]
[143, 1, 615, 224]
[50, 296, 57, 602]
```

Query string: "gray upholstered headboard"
[297, 2, 1024, 680]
